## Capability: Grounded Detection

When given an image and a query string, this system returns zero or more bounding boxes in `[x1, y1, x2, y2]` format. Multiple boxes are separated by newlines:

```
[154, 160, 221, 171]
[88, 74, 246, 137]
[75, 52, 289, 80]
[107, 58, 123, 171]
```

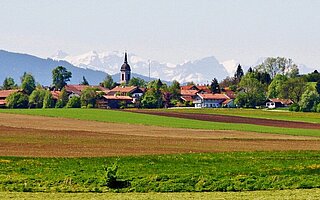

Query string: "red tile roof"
[181, 90, 199, 96]
[181, 96, 194, 102]
[0, 89, 19, 98]
[103, 95, 133, 101]
[65, 85, 109, 95]
[196, 85, 209, 90]
[180, 85, 198, 90]
[108, 86, 137, 94]
[198, 93, 229, 100]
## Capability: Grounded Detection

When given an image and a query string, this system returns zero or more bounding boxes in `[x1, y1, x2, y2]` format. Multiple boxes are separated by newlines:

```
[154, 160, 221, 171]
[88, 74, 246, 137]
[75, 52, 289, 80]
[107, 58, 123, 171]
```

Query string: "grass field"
[1, 189, 320, 200]
[164, 108, 320, 124]
[0, 152, 320, 193]
[1, 113, 319, 157]
[0, 109, 320, 137]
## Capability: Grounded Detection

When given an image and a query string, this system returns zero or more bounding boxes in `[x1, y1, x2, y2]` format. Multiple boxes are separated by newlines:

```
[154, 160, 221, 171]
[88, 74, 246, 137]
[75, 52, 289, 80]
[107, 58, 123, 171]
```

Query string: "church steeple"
[124, 52, 128, 64]
[120, 51, 131, 84]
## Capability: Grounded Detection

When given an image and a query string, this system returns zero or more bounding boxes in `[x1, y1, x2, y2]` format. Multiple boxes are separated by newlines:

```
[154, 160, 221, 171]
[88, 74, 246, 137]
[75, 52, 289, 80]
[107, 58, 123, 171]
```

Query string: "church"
[120, 52, 131, 84]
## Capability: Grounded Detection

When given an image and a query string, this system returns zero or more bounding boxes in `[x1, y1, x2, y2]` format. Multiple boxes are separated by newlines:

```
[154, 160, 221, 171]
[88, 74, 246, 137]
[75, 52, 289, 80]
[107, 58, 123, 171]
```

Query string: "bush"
[55, 99, 64, 108]
[87, 103, 94, 108]
[105, 164, 118, 188]
[66, 96, 81, 108]
[6, 92, 29, 108]
[289, 103, 300, 112]
[43, 91, 54, 108]
[316, 103, 320, 113]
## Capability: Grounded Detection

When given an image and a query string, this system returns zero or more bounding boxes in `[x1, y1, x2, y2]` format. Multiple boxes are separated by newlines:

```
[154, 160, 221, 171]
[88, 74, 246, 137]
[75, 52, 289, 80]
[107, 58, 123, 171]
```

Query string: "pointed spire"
[124, 51, 128, 64]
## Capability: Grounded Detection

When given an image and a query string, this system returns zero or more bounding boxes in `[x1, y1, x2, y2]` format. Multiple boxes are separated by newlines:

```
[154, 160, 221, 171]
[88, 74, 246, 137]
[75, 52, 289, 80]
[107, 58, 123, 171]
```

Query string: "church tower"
[120, 52, 131, 84]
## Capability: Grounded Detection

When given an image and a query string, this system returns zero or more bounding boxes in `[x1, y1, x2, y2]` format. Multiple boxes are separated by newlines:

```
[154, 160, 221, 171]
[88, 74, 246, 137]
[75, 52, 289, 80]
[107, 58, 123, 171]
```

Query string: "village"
[0, 52, 307, 110]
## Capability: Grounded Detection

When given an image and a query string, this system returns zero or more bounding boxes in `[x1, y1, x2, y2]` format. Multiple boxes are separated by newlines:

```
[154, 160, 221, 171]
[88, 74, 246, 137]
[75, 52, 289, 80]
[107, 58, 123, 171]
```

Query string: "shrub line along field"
[0, 109, 320, 137]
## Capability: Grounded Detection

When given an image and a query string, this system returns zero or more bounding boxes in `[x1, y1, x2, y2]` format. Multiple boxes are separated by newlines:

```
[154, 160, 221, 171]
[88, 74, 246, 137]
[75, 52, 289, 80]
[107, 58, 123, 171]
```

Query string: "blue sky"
[0, 0, 320, 68]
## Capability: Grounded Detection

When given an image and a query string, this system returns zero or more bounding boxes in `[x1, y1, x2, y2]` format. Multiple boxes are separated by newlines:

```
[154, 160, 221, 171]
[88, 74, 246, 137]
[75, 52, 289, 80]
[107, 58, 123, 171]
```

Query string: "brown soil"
[0, 113, 319, 157]
[129, 110, 320, 129]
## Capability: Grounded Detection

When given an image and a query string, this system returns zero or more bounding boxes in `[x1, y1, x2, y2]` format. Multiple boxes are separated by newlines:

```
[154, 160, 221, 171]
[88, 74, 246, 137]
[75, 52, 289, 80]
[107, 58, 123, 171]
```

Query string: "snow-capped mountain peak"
[50, 50, 230, 83]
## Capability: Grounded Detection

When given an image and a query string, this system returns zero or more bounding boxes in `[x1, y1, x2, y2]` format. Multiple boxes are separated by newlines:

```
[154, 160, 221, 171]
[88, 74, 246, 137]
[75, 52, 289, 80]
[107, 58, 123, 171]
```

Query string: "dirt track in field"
[129, 110, 320, 129]
[0, 113, 319, 157]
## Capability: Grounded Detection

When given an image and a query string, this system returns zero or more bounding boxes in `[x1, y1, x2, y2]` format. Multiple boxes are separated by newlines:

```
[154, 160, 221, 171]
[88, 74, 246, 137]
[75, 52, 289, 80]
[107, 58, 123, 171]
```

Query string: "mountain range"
[0, 50, 153, 86]
[0, 49, 316, 86]
[51, 50, 231, 84]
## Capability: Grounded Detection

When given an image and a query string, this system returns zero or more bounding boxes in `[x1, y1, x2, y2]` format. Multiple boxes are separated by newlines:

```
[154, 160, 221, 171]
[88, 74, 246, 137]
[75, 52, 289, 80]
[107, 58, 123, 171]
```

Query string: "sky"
[0, 0, 320, 68]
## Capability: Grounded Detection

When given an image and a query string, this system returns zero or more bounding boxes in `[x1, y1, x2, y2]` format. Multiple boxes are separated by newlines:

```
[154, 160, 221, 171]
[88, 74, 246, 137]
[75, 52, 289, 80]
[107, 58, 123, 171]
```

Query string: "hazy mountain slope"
[0, 50, 108, 86]
[52, 51, 230, 83]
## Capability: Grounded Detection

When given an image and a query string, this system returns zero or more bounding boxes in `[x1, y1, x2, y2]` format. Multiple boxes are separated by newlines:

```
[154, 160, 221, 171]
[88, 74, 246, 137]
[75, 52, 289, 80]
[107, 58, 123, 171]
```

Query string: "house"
[64, 85, 109, 98]
[193, 93, 234, 108]
[107, 86, 145, 103]
[180, 84, 211, 104]
[99, 95, 133, 109]
[0, 89, 19, 108]
[266, 98, 293, 109]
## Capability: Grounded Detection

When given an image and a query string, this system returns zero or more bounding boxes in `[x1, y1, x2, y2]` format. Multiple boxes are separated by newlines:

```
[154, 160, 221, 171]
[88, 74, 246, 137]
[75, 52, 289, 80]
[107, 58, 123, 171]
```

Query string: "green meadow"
[0, 109, 320, 137]
[0, 152, 320, 193]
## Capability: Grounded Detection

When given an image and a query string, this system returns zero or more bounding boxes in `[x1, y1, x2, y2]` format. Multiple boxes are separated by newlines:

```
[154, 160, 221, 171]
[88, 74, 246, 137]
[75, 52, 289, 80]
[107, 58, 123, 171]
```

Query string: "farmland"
[0, 109, 320, 198]
[0, 109, 320, 137]
[2, 189, 320, 200]
[162, 108, 320, 124]
[1, 152, 320, 193]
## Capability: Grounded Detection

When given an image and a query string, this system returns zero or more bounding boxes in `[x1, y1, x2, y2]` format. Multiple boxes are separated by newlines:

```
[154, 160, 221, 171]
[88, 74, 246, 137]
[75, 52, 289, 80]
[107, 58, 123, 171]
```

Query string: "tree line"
[1, 57, 320, 112]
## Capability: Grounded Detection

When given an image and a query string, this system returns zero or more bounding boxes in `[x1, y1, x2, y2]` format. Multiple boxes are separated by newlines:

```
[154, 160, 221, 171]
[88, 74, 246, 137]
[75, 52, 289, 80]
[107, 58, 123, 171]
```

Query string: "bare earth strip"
[130, 110, 320, 129]
[0, 113, 319, 157]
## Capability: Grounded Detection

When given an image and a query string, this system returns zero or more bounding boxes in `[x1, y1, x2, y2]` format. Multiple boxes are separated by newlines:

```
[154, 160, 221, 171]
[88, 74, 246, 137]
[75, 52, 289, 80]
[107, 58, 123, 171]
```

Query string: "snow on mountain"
[221, 59, 239, 76]
[51, 51, 229, 84]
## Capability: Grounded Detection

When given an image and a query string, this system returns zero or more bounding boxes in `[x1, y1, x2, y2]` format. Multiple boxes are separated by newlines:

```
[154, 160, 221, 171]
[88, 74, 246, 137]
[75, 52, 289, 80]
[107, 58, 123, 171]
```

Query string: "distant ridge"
[0, 50, 155, 86]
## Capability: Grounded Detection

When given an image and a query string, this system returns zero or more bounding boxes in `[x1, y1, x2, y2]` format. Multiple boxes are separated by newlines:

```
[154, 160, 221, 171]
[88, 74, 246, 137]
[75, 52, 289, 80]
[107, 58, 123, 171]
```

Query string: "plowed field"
[130, 110, 320, 129]
[0, 113, 319, 157]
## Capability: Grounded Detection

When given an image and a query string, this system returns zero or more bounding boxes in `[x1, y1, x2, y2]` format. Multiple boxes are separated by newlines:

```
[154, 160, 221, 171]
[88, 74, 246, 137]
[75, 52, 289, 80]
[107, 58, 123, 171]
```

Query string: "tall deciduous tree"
[279, 77, 306, 103]
[2, 77, 17, 90]
[29, 89, 46, 108]
[267, 74, 288, 98]
[142, 79, 164, 108]
[101, 75, 115, 89]
[299, 89, 320, 112]
[128, 77, 146, 87]
[235, 74, 266, 108]
[255, 57, 299, 79]
[316, 80, 320, 95]
[21, 73, 36, 95]
[43, 90, 54, 108]
[168, 80, 181, 101]
[52, 66, 72, 90]
[80, 87, 98, 108]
